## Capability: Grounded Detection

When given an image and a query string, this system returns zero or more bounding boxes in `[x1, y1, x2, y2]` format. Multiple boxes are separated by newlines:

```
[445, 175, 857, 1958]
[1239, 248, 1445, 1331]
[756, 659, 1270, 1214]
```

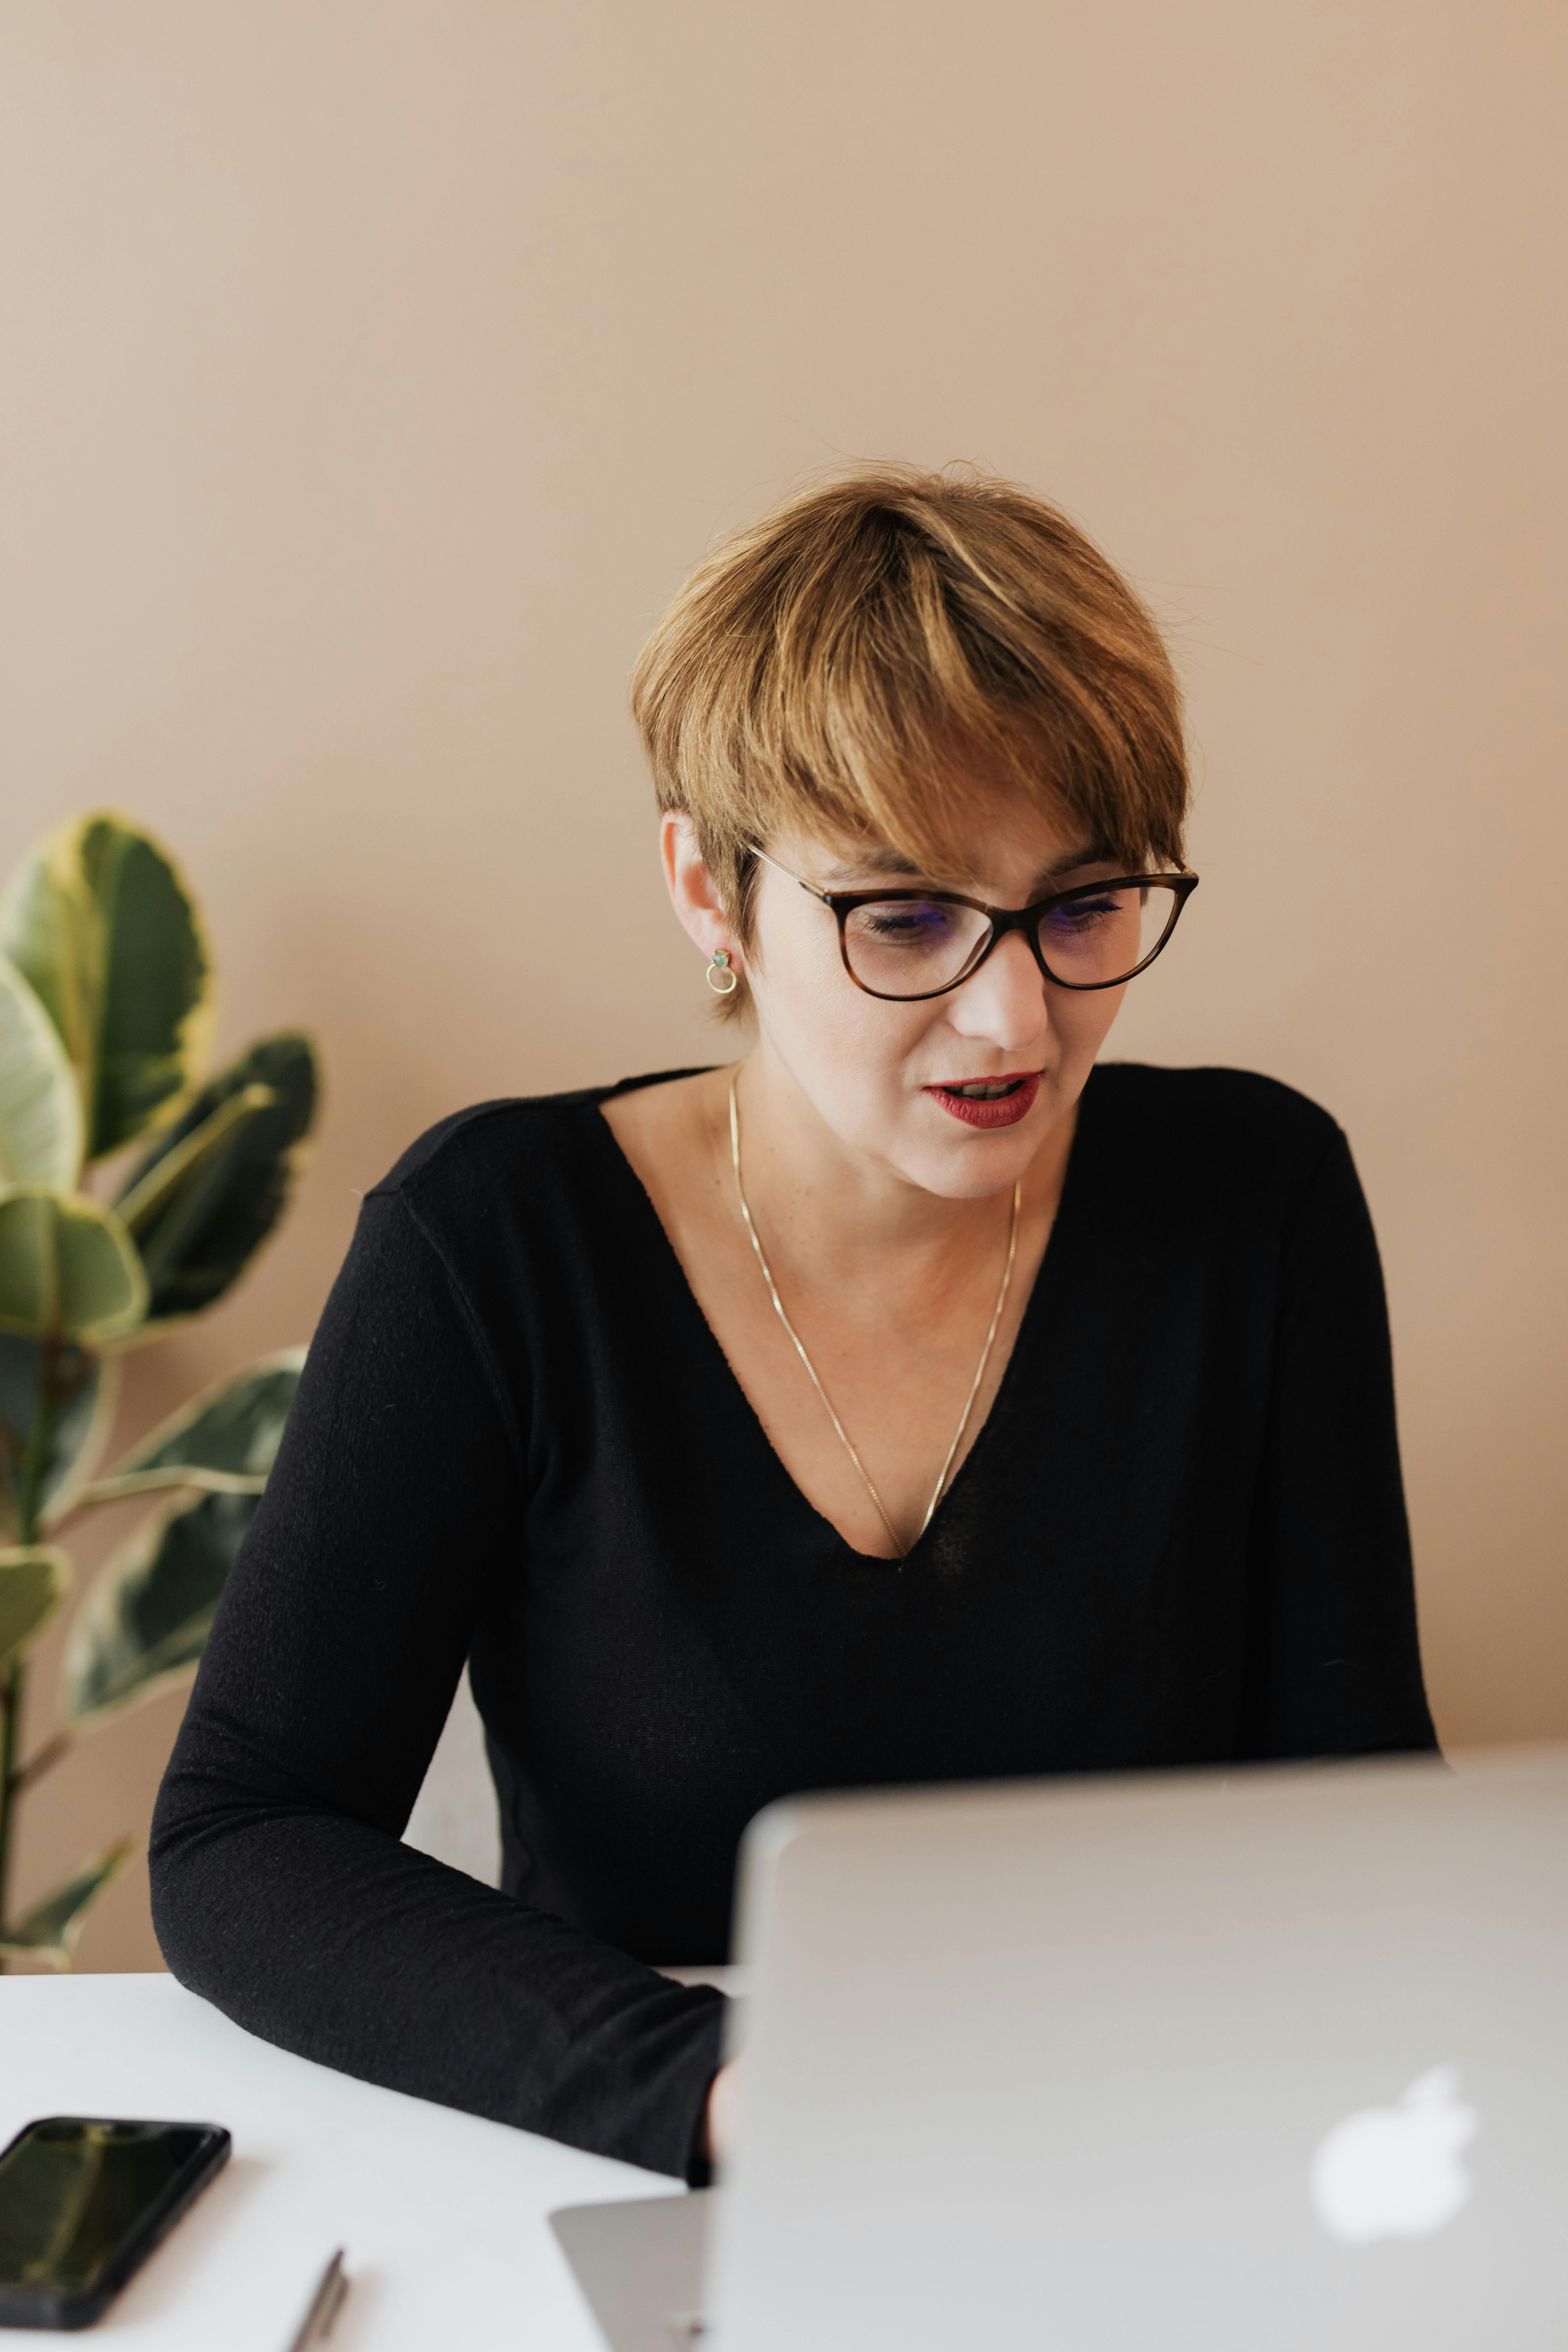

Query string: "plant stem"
[10, 1728, 72, 1800]
[0, 1338, 65, 1969]
[15, 1334, 62, 1551]
[0, 1663, 20, 1972]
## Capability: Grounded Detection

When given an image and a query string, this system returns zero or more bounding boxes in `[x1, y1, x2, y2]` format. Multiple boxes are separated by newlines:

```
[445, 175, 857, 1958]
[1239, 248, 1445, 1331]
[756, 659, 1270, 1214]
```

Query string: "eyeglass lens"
[841, 881, 1182, 996]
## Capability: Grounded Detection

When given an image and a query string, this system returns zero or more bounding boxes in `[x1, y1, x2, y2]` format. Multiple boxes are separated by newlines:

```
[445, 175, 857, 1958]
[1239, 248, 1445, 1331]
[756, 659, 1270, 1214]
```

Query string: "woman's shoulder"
[1085, 1061, 1348, 1192]
[364, 1069, 713, 1216]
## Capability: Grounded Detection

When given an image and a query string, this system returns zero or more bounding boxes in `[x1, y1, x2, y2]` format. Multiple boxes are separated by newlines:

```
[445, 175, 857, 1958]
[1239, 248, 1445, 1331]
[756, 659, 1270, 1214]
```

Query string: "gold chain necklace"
[728, 1070, 1022, 1561]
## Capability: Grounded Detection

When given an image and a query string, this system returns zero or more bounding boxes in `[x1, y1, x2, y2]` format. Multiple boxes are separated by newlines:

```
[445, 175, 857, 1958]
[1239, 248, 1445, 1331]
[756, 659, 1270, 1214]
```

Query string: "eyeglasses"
[750, 847, 1199, 1002]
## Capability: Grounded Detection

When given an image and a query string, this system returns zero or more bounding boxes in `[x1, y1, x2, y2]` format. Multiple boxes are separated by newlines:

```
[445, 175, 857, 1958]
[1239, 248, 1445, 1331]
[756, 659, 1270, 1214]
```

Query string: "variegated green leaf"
[114, 1033, 319, 1330]
[63, 1489, 258, 1728]
[0, 954, 83, 1189]
[114, 1084, 276, 1238]
[0, 1337, 118, 1537]
[0, 1190, 147, 1345]
[0, 1838, 134, 1968]
[0, 813, 214, 1162]
[0, 1545, 72, 1668]
[78, 1347, 303, 1505]
[0, 827, 97, 1105]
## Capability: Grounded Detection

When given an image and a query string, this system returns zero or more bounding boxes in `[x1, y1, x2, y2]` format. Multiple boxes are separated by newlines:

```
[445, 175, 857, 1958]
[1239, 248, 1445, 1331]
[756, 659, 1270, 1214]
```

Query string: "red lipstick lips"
[924, 1073, 1041, 1129]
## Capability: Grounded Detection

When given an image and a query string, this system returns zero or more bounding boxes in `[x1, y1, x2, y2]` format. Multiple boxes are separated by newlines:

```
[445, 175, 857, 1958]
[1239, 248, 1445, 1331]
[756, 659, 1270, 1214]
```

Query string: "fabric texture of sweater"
[150, 1062, 1437, 2179]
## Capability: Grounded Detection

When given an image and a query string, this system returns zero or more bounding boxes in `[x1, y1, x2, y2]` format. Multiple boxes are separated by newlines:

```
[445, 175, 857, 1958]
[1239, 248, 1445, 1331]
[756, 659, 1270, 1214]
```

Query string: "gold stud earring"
[706, 949, 739, 996]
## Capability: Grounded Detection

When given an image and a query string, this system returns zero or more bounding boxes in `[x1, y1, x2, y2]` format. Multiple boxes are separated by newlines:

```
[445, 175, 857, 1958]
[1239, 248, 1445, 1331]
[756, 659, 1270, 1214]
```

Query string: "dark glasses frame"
[750, 847, 1200, 1001]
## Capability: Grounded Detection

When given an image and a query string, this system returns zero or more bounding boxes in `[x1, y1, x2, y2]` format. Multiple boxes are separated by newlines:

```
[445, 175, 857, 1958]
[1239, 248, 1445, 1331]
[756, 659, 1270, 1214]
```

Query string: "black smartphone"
[0, 2116, 231, 2331]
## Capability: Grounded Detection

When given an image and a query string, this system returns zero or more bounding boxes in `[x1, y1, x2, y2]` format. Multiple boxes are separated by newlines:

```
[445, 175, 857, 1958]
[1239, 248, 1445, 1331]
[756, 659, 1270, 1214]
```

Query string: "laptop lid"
[706, 1748, 1568, 2352]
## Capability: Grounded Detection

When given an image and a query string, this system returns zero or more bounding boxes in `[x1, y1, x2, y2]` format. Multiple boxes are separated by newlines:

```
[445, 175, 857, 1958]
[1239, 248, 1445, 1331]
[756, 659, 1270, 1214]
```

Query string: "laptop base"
[550, 2190, 712, 2351]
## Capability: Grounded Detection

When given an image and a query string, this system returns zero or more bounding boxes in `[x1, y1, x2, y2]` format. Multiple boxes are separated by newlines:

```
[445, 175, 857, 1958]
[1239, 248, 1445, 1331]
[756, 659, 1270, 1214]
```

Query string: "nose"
[944, 925, 1051, 1054]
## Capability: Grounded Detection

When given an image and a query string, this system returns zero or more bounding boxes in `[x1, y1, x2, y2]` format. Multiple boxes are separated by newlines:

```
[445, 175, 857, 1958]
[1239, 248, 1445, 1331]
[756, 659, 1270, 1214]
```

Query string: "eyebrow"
[818, 840, 1117, 890]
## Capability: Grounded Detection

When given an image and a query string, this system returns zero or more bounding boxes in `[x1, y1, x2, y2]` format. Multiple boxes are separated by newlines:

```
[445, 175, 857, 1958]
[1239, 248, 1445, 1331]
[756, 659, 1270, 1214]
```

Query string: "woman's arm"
[150, 1187, 724, 2180]
[1234, 1129, 1438, 1761]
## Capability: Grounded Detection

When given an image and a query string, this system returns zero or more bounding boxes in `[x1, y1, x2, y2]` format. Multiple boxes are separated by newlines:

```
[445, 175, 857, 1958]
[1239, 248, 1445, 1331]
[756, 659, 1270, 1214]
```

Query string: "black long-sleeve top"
[150, 1063, 1436, 2180]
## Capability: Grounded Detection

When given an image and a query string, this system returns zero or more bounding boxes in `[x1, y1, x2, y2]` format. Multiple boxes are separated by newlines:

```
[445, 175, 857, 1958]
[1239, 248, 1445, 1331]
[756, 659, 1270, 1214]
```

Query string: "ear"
[661, 813, 743, 972]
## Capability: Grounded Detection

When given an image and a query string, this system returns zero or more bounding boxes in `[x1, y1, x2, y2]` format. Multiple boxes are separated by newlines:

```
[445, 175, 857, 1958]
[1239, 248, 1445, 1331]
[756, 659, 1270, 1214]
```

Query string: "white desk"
[1, 1974, 677, 2348]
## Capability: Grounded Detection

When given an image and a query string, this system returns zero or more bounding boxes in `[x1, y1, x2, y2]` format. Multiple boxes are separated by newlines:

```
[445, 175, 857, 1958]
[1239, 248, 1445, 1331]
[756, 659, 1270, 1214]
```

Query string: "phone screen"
[0, 2118, 228, 2314]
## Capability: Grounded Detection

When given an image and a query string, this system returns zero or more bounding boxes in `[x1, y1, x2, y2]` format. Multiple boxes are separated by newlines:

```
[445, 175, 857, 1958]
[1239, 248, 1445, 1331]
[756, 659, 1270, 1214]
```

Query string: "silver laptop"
[552, 1747, 1568, 2350]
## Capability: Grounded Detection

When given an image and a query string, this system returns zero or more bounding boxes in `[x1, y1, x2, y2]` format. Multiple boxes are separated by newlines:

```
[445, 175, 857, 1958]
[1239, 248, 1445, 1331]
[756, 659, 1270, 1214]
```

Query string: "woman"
[151, 465, 1435, 2185]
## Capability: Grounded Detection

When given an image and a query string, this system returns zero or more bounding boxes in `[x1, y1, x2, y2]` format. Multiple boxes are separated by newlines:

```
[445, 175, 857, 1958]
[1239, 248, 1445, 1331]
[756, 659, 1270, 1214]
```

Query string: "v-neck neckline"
[590, 1068, 1097, 1566]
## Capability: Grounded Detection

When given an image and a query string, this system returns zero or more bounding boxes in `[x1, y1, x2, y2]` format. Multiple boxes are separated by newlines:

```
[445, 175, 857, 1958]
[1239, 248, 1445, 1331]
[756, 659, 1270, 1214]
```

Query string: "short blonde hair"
[631, 463, 1188, 1020]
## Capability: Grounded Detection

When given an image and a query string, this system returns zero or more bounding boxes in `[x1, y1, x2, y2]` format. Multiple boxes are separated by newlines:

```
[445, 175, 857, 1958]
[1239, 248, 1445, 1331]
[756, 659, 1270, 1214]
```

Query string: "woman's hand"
[705, 2060, 741, 2166]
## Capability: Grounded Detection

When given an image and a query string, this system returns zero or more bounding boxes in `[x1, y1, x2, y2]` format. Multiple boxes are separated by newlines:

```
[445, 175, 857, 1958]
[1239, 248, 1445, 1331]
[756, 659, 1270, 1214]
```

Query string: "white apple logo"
[1309, 2066, 1479, 2245]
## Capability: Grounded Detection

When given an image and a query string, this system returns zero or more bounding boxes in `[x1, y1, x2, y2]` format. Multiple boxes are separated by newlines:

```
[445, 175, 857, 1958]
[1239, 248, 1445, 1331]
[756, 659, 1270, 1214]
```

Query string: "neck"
[719, 1034, 1072, 1286]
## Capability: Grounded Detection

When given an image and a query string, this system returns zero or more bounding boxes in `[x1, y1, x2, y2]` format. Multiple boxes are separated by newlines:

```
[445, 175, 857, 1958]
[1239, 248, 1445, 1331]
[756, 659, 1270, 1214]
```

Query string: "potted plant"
[0, 812, 319, 1967]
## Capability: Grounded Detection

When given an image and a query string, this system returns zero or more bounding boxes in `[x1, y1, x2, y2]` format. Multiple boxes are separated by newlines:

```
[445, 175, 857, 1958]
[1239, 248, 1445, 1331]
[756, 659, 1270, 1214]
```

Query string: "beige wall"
[1, 0, 1563, 1970]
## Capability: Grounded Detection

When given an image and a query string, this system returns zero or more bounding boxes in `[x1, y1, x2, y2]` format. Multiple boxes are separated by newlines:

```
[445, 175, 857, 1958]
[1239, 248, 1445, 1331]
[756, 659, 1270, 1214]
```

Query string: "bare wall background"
[1, 0, 1563, 1969]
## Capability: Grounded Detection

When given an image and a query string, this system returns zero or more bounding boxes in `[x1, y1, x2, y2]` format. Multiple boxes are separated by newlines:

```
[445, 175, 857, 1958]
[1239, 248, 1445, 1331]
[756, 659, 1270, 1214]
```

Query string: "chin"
[915, 1084, 1072, 1195]
[903, 1134, 1041, 1201]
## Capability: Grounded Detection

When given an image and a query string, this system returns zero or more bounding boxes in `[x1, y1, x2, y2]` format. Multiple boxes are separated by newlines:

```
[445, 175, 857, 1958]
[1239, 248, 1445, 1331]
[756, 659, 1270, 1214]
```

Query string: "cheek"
[748, 909, 845, 1038]
[1049, 982, 1127, 1066]
[750, 918, 931, 1099]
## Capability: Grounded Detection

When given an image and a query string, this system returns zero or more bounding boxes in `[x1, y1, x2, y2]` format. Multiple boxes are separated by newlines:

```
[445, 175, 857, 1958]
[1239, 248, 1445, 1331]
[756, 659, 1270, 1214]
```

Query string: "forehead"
[790, 821, 1113, 903]
[813, 838, 1112, 889]
[796, 773, 1114, 893]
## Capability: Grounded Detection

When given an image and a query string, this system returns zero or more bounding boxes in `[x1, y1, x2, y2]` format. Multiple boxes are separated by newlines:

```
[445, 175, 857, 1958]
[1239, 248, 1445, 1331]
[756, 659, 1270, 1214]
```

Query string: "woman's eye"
[1049, 895, 1118, 929]
[863, 903, 955, 944]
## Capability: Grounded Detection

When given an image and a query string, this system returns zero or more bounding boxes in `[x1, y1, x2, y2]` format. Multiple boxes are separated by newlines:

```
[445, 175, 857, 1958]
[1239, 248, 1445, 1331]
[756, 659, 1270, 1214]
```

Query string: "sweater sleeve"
[1233, 1129, 1438, 1762]
[149, 1186, 725, 2180]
